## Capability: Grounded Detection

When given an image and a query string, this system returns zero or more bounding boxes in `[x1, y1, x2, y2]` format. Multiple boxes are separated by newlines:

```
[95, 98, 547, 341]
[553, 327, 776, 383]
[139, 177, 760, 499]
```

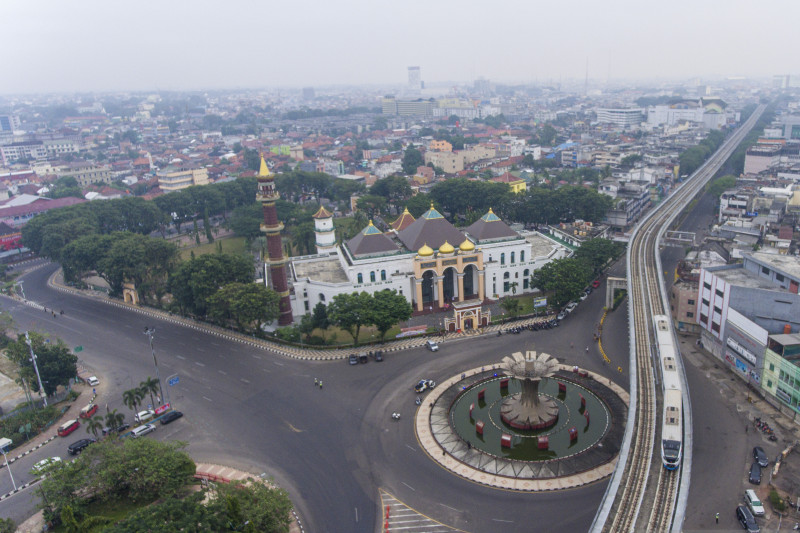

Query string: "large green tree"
[573, 238, 624, 275]
[371, 289, 413, 341]
[531, 257, 593, 307]
[327, 291, 373, 345]
[401, 146, 424, 175]
[168, 253, 254, 316]
[207, 283, 280, 333]
[5, 332, 77, 396]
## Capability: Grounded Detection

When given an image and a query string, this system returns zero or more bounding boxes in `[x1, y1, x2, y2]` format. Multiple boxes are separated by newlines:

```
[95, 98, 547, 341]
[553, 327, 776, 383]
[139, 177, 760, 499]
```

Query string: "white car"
[565, 302, 578, 313]
[87, 376, 99, 386]
[32, 456, 62, 474]
[135, 409, 155, 423]
[425, 340, 439, 352]
[131, 424, 156, 438]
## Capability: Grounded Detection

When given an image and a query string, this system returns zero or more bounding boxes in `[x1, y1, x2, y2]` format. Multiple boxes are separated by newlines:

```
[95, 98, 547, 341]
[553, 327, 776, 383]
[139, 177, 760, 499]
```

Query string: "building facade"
[157, 166, 209, 192]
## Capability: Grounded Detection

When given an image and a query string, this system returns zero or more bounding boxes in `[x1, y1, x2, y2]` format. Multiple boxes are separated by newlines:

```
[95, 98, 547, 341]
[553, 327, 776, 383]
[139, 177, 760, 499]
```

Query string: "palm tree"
[85, 416, 103, 439]
[139, 377, 160, 409]
[104, 409, 125, 435]
[122, 388, 143, 415]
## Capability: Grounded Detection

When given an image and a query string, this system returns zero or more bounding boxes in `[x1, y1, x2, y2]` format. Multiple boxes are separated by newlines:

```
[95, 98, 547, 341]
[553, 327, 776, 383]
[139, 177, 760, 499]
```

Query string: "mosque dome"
[417, 243, 434, 257]
[459, 238, 475, 252]
[439, 241, 455, 254]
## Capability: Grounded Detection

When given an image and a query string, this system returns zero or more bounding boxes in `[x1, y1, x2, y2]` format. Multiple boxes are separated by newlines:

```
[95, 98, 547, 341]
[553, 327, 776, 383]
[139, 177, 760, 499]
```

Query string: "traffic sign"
[168, 376, 179, 386]
[74, 346, 83, 352]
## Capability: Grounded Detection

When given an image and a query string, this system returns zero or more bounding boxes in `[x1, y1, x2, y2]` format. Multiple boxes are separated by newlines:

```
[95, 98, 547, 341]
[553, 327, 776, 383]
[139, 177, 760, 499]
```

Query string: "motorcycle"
[391, 412, 401, 420]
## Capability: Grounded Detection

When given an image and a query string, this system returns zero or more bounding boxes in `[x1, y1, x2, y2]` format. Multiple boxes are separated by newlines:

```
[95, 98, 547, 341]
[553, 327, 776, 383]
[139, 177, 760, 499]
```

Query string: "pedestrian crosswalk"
[379, 490, 465, 532]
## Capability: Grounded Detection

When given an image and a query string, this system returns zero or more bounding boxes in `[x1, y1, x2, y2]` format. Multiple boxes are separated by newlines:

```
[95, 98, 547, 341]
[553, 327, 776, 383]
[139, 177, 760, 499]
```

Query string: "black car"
[753, 446, 768, 467]
[68, 438, 96, 455]
[748, 462, 762, 485]
[102, 423, 130, 436]
[359, 354, 368, 364]
[736, 505, 760, 532]
[160, 411, 183, 425]
[373, 351, 383, 362]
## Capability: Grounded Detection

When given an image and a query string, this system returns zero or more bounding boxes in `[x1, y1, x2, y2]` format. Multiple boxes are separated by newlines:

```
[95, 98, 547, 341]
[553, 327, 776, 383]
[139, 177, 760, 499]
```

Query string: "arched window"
[520, 251, 525, 262]
[504, 272, 510, 279]
[319, 293, 326, 302]
[381, 270, 386, 281]
[500, 253, 505, 265]
[357, 273, 363, 284]
[370, 271, 376, 282]
[511, 251, 515, 263]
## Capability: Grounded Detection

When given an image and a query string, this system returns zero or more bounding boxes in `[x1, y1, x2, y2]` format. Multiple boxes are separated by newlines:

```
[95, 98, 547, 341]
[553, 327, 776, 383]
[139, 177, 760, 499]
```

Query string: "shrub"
[769, 488, 786, 511]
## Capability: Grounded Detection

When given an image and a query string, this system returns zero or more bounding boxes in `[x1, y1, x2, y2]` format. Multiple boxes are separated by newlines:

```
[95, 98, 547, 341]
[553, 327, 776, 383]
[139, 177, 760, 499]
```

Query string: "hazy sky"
[3, 0, 798, 94]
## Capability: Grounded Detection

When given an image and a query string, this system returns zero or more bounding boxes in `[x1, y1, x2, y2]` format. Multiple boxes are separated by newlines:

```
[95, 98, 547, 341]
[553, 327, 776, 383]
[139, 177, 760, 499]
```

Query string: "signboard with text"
[155, 403, 171, 416]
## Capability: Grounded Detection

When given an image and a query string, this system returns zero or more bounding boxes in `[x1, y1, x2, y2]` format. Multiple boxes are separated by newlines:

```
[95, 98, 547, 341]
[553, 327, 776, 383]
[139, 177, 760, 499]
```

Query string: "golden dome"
[439, 241, 455, 254]
[417, 243, 434, 257]
[459, 238, 475, 251]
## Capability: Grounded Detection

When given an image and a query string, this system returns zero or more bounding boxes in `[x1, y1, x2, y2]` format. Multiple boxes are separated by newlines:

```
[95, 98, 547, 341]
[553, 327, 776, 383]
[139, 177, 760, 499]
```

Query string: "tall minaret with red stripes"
[257, 157, 293, 325]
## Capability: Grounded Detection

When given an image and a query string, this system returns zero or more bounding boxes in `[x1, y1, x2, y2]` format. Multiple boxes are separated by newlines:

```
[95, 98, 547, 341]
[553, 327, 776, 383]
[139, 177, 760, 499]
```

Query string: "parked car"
[592, 279, 601, 288]
[359, 354, 368, 364]
[557, 311, 567, 321]
[87, 376, 100, 386]
[68, 438, 95, 455]
[372, 351, 384, 362]
[748, 462, 761, 485]
[57, 419, 80, 437]
[102, 423, 130, 436]
[584, 286, 593, 294]
[131, 424, 156, 438]
[744, 489, 765, 516]
[135, 410, 155, 423]
[32, 457, 62, 474]
[79, 403, 98, 419]
[565, 302, 578, 313]
[753, 446, 768, 468]
[579, 292, 588, 301]
[425, 340, 439, 352]
[160, 411, 183, 425]
[348, 354, 358, 365]
[736, 505, 760, 532]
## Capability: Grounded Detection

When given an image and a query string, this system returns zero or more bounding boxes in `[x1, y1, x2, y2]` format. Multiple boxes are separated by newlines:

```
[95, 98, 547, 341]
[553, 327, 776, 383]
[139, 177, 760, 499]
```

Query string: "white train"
[655, 314, 682, 470]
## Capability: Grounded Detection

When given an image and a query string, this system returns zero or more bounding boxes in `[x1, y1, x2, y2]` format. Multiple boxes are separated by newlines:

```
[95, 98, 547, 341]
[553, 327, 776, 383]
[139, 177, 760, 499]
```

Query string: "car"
[372, 351, 383, 362]
[425, 379, 436, 389]
[557, 311, 567, 321]
[425, 340, 439, 352]
[565, 302, 578, 313]
[359, 354, 368, 364]
[68, 438, 95, 455]
[135, 409, 155, 423]
[753, 446, 768, 468]
[414, 380, 428, 393]
[102, 423, 130, 436]
[592, 279, 601, 288]
[87, 376, 100, 386]
[348, 354, 358, 365]
[579, 292, 588, 301]
[584, 286, 593, 294]
[744, 489, 765, 516]
[749, 462, 762, 485]
[131, 424, 156, 438]
[160, 411, 183, 425]
[736, 505, 760, 532]
[32, 457, 62, 474]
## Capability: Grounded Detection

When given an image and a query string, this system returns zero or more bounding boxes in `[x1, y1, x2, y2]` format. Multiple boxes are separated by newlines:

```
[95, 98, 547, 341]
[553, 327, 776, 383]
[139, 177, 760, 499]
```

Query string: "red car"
[591, 279, 601, 288]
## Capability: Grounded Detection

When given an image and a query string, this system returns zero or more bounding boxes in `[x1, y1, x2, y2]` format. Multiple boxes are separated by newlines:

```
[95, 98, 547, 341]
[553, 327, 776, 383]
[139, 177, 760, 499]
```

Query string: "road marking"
[218, 370, 227, 375]
[492, 518, 514, 523]
[176, 355, 186, 360]
[439, 503, 458, 512]
[405, 444, 416, 452]
[202, 396, 212, 402]
[272, 361, 284, 366]
[286, 422, 303, 433]
[211, 342, 220, 346]
[252, 355, 262, 360]
[354, 507, 358, 522]
[195, 362, 205, 367]
[196, 347, 206, 352]
[240, 378, 250, 384]
[401, 482, 415, 491]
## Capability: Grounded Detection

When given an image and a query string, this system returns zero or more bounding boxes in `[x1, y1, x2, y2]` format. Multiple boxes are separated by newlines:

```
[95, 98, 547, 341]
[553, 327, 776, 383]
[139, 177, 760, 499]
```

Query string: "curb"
[0, 436, 57, 470]
[0, 477, 41, 502]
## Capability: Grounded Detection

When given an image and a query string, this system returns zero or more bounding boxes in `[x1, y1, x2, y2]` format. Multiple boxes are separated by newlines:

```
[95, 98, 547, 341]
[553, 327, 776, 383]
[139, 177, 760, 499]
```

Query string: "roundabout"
[414, 350, 630, 491]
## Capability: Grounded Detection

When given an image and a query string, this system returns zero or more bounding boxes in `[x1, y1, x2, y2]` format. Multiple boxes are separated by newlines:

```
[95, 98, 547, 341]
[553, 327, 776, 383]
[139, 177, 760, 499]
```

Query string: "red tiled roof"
[0, 197, 86, 218]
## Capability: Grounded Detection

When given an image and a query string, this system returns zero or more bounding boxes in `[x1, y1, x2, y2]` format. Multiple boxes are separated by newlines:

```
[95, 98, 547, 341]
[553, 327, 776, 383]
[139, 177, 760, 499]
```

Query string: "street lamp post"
[16, 281, 25, 300]
[0, 438, 17, 492]
[143, 327, 165, 407]
[24, 332, 47, 407]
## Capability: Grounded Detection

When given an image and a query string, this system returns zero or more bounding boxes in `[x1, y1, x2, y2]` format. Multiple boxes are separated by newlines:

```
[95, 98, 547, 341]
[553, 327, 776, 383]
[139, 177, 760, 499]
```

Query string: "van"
[131, 424, 156, 438]
[425, 340, 439, 352]
[57, 419, 80, 437]
[744, 489, 765, 516]
[79, 403, 98, 419]
[135, 410, 155, 423]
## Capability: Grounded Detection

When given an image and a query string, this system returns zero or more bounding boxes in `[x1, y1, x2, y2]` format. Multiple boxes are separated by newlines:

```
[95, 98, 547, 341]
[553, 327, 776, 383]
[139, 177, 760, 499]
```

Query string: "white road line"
[218, 370, 227, 375]
[272, 361, 284, 366]
[405, 444, 416, 452]
[240, 378, 250, 384]
[176, 355, 186, 360]
[439, 503, 458, 512]
[202, 396, 213, 402]
[195, 361, 205, 367]
[252, 355, 262, 360]
[196, 347, 205, 352]
[492, 518, 514, 523]
[400, 481, 415, 491]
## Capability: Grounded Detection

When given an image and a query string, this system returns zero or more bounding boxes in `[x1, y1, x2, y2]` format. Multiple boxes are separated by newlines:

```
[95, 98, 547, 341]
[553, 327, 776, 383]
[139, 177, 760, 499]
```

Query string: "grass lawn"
[179, 236, 247, 260]
[52, 497, 154, 532]
[307, 324, 406, 346]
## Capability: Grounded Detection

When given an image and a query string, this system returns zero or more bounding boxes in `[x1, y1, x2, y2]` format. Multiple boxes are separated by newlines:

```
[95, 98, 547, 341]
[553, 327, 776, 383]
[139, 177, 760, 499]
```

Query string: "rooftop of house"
[292, 255, 349, 284]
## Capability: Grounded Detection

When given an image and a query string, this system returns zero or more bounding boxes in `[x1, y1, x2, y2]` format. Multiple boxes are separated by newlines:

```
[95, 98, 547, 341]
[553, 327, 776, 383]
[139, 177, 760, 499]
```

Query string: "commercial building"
[743, 145, 781, 175]
[424, 151, 464, 174]
[596, 108, 644, 128]
[381, 97, 434, 117]
[56, 163, 113, 187]
[157, 166, 209, 192]
[408, 66, 422, 94]
[0, 141, 47, 165]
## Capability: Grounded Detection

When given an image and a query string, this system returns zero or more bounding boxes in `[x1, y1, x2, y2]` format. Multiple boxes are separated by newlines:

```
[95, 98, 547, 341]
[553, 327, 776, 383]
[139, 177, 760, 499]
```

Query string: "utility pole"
[143, 327, 165, 407]
[24, 332, 47, 407]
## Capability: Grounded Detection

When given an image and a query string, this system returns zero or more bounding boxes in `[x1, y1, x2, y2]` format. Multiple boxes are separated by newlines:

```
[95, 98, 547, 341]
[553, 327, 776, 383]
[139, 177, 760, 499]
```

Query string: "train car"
[654, 314, 683, 470]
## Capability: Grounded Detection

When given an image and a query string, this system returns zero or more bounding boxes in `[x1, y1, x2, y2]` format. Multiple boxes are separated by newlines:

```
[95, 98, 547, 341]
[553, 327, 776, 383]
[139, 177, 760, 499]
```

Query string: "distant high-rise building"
[0, 114, 20, 132]
[302, 87, 315, 100]
[773, 75, 790, 89]
[474, 78, 492, 96]
[408, 66, 422, 94]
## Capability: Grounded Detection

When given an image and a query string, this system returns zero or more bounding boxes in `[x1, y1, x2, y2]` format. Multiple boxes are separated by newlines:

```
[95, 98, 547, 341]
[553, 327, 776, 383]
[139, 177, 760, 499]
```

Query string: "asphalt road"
[0, 263, 628, 532]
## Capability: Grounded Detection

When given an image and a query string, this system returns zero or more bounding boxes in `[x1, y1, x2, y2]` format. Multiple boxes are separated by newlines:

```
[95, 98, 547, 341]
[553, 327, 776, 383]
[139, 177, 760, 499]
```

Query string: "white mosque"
[283, 204, 570, 331]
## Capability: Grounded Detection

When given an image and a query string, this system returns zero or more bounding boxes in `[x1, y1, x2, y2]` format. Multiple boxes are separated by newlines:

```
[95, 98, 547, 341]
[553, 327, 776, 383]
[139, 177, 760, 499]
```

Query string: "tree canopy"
[207, 282, 280, 333]
[6, 332, 77, 396]
[168, 253, 254, 317]
[401, 146, 424, 175]
[531, 257, 593, 307]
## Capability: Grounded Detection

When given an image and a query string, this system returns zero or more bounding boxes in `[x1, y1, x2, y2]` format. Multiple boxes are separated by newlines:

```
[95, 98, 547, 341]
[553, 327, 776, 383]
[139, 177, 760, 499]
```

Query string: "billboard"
[534, 297, 547, 308]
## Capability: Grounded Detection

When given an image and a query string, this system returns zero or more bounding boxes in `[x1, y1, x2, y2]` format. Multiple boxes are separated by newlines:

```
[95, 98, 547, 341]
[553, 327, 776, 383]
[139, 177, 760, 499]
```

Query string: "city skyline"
[2, 0, 799, 94]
